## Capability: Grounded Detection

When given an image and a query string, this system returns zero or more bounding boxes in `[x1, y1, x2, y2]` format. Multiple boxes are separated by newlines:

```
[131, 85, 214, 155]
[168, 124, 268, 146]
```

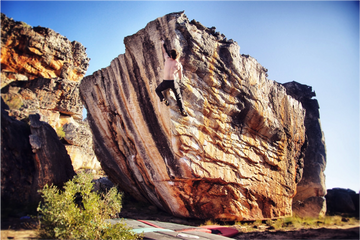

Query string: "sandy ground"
[1, 230, 38, 240]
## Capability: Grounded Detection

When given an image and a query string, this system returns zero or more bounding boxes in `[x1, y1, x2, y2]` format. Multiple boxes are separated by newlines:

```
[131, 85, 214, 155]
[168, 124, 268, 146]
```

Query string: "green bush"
[37, 172, 141, 239]
[2, 94, 23, 110]
[55, 126, 66, 139]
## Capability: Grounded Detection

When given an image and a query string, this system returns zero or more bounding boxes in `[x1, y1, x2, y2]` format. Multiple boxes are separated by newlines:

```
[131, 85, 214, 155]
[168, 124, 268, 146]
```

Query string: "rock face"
[1, 13, 100, 172]
[326, 188, 359, 217]
[28, 113, 76, 192]
[1, 101, 75, 211]
[1, 99, 36, 210]
[1, 13, 89, 88]
[283, 81, 327, 217]
[80, 12, 309, 220]
[1, 77, 83, 120]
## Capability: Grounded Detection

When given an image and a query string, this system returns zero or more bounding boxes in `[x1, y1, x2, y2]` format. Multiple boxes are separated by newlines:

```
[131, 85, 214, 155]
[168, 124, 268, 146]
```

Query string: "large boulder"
[326, 188, 359, 217]
[62, 121, 100, 170]
[80, 12, 309, 221]
[283, 81, 327, 217]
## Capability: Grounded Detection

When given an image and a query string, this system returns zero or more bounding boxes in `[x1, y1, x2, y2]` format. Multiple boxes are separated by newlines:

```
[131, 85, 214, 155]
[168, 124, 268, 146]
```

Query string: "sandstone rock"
[1, 13, 101, 173]
[65, 145, 101, 171]
[80, 12, 307, 220]
[0, 48, 101, 170]
[1, 101, 75, 212]
[28, 113, 76, 190]
[1, 98, 37, 210]
[283, 81, 327, 217]
[61, 120, 101, 171]
[1, 77, 83, 120]
[292, 197, 326, 218]
[1, 13, 89, 87]
[1, 13, 101, 211]
[1, 77, 101, 171]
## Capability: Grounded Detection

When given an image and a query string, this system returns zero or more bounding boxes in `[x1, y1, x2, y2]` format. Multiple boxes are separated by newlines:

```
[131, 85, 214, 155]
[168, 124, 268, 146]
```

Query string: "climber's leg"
[155, 80, 172, 105]
[172, 82, 188, 116]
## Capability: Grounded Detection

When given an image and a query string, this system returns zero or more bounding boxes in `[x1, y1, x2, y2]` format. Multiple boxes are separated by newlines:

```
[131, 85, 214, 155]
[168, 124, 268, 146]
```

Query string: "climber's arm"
[161, 40, 169, 59]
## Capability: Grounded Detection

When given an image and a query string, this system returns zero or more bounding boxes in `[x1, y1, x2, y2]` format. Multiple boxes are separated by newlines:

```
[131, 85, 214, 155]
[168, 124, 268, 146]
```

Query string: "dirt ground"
[119, 195, 360, 239]
[234, 226, 359, 239]
[1, 217, 39, 240]
[1, 195, 359, 239]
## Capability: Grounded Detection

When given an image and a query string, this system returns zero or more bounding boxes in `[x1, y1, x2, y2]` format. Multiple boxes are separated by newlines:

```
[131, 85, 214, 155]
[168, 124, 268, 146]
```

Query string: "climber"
[155, 40, 188, 117]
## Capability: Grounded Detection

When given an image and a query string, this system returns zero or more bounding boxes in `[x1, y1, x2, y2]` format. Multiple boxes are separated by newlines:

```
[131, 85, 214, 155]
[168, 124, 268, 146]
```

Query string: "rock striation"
[1, 13, 100, 172]
[80, 12, 310, 220]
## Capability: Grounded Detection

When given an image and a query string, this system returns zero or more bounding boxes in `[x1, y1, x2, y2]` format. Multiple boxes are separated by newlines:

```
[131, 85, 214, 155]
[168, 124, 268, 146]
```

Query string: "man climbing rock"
[156, 40, 188, 116]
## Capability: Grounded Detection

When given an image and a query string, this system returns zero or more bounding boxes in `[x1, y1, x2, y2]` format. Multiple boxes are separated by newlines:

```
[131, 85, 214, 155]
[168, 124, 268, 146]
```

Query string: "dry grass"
[235, 215, 359, 233]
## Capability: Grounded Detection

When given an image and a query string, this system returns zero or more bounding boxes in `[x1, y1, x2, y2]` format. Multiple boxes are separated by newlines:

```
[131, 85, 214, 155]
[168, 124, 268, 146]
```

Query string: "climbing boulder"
[80, 11, 311, 221]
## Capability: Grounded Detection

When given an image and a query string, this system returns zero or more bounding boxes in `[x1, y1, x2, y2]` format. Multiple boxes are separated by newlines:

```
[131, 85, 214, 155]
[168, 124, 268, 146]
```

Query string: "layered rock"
[62, 120, 100, 170]
[283, 82, 327, 217]
[1, 13, 100, 172]
[1, 13, 89, 88]
[1, 77, 83, 120]
[80, 12, 308, 220]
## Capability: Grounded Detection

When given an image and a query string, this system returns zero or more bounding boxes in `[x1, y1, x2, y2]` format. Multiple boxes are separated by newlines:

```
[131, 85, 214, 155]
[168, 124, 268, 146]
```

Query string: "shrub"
[2, 94, 23, 110]
[37, 172, 141, 239]
[203, 219, 218, 226]
[20, 21, 31, 28]
[55, 126, 66, 139]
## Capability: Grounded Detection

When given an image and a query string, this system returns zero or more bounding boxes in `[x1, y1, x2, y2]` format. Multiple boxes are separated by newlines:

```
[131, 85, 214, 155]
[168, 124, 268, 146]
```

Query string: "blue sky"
[1, 1, 359, 192]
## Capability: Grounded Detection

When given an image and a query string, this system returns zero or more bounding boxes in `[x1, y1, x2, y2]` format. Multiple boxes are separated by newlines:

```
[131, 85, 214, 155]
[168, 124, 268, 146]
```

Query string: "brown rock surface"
[0, 13, 89, 87]
[80, 12, 308, 221]
[1, 13, 100, 172]
[1, 77, 101, 171]
[283, 81, 327, 217]
[1, 77, 83, 120]
[0, 14, 99, 216]
[28, 113, 76, 192]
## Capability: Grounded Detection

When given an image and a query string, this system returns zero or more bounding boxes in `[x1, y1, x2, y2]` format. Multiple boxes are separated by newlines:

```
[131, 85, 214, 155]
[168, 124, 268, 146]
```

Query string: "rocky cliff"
[79, 11, 312, 221]
[284, 81, 327, 217]
[1, 13, 89, 88]
[1, 13, 104, 214]
[1, 13, 100, 172]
